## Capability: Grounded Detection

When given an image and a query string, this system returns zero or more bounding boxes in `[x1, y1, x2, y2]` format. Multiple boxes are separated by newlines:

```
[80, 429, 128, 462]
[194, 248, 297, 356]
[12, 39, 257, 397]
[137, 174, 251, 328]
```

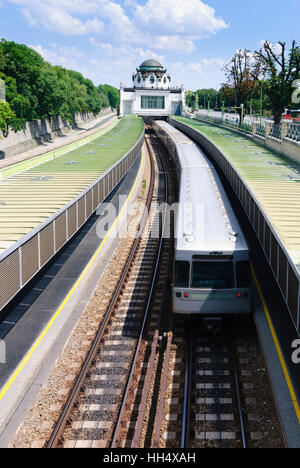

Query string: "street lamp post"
[208, 100, 210, 115]
[222, 101, 225, 120]
[260, 87, 263, 127]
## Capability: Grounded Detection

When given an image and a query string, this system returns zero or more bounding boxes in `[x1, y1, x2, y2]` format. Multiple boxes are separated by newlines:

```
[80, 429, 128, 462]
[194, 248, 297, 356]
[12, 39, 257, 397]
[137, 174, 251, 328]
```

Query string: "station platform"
[0, 152, 145, 445]
[0, 116, 144, 256]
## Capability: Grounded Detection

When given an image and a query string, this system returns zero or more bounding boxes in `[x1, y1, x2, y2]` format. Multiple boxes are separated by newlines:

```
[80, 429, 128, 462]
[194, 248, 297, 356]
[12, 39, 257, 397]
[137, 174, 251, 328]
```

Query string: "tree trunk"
[238, 107, 243, 126]
[273, 110, 282, 125]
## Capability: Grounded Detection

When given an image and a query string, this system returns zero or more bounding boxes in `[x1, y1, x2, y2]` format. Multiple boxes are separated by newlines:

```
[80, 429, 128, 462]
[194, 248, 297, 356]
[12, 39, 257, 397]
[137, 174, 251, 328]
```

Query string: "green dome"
[139, 59, 164, 69]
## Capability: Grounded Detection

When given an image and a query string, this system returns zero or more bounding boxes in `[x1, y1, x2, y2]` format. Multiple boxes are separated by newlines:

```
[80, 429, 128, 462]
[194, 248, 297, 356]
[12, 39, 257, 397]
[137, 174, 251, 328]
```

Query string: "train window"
[174, 261, 190, 288]
[191, 262, 234, 289]
[236, 261, 251, 288]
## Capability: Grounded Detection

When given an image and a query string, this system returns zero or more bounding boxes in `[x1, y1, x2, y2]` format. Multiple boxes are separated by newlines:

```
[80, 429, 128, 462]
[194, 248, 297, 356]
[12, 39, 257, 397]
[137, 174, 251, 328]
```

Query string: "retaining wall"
[0, 108, 112, 160]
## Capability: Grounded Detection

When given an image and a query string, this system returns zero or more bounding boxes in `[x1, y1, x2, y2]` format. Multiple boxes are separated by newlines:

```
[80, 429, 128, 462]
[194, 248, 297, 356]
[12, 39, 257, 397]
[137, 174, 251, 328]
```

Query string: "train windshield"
[174, 261, 190, 287]
[191, 262, 234, 289]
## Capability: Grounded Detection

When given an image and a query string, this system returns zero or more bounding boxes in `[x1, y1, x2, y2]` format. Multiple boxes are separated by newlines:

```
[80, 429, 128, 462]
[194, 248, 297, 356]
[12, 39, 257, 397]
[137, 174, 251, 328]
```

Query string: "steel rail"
[181, 327, 193, 448]
[111, 131, 169, 447]
[47, 143, 155, 448]
[232, 352, 247, 448]
[152, 328, 173, 448]
[130, 131, 173, 448]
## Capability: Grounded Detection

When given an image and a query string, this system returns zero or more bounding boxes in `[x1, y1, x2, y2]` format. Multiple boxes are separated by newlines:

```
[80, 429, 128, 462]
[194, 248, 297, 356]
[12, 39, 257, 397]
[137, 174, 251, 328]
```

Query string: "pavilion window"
[141, 96, 165, 109]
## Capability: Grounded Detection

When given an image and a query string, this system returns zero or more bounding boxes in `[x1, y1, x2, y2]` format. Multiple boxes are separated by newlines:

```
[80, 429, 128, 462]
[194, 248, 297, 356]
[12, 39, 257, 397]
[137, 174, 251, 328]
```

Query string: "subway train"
[153, 120, 252, 316]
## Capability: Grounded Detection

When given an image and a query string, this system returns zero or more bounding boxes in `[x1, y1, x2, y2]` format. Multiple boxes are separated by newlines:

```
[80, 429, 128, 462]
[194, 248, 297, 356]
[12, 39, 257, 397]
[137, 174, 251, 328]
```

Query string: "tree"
[0, 38, 114, 134]
[219, 84, 236, 108]
[98, 84, 120, 109]
[255, 41, 300, 123]
[0, 102, 23, 136]
[224, 49, 262, 124]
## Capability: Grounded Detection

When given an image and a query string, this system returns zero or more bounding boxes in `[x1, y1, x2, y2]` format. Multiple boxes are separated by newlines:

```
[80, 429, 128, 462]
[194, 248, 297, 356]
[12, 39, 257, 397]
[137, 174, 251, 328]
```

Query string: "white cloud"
[8, 0, 229, 89]
[9, 0, 227, 51]
[134, 0, 228, 38]
[169, 58, 226, 90]
[259, 40, 282, 55]
[87, 40, 167, 86]
[152, 36, 195, 53]
[10, 0, 104, 35]
[29, 43, 83, 69]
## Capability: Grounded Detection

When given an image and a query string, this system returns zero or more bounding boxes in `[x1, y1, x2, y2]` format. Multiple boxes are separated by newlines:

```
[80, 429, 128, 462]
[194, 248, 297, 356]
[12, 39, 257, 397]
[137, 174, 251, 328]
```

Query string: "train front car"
[154, 120, 252, 316]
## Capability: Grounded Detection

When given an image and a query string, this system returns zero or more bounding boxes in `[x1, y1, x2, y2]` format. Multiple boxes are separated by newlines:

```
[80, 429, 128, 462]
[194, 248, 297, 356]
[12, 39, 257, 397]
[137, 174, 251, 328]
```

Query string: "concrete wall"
[281, 139, 300, 163]
[0, 108, 112, 160]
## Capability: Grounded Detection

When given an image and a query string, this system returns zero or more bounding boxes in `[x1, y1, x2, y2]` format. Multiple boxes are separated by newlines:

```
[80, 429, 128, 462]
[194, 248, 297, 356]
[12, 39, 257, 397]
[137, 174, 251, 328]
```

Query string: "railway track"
[47, 127, 175, 448]
[159, 317, 285, 449]
[182, 322, 247, 448]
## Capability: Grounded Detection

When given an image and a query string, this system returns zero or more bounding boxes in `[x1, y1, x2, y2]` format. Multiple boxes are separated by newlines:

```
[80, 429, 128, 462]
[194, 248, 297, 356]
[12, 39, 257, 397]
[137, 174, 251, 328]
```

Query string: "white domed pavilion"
[120, 59, 184, 117]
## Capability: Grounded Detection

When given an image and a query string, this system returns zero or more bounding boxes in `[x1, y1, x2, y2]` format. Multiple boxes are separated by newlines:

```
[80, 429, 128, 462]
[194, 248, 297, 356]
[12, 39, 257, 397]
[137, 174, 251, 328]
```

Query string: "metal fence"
[269, 123, 282, 140]
[287, 123, 300, 142]
[256, 123, 266, 137]
[0, 131, 144, 311]
[171, 117, 300, 333]
[240, 121, 253, 135]
[190, 113, 300, 145]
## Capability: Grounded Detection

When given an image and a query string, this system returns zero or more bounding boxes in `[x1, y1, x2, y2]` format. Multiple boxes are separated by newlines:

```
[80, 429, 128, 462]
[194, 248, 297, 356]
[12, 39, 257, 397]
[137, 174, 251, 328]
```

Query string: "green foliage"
[186, 88, 224, 110]
[0, 101, 24, 136]
[0, 38, 111, 135]
[255, 41, 300, 123]
[98, 84, 120, 108]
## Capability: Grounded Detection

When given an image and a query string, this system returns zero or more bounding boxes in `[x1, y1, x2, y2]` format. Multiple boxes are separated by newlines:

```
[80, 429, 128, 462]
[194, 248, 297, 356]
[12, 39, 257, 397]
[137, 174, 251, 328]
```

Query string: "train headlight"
[184, 292, 189, 298]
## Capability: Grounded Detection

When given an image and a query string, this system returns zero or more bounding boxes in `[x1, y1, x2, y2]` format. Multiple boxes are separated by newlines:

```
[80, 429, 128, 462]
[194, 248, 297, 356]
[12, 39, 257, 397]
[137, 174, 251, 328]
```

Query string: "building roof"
[139, 59, 164, 69]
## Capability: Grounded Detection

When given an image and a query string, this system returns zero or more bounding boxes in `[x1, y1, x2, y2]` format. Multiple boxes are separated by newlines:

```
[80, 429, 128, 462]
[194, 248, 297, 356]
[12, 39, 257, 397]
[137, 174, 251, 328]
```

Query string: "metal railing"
[188, 112, 300, 146]
[269, 123, 282, 140]
[240, 121, 253, 135]
[256, 123, 266, 137]
[287, 123, 300, 142]
[193, 113, 253, 136]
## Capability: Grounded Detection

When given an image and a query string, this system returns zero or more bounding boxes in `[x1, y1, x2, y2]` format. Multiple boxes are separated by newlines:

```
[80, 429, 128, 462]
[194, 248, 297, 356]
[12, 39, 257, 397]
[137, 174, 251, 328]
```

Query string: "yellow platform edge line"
[0, 147, 144, 400]
[251, 264, 300, 424]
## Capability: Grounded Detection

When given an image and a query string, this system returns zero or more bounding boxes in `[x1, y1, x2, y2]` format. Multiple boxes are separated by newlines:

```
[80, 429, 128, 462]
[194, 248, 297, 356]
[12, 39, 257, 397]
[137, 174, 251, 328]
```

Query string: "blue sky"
[0, 0, 299, 90]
